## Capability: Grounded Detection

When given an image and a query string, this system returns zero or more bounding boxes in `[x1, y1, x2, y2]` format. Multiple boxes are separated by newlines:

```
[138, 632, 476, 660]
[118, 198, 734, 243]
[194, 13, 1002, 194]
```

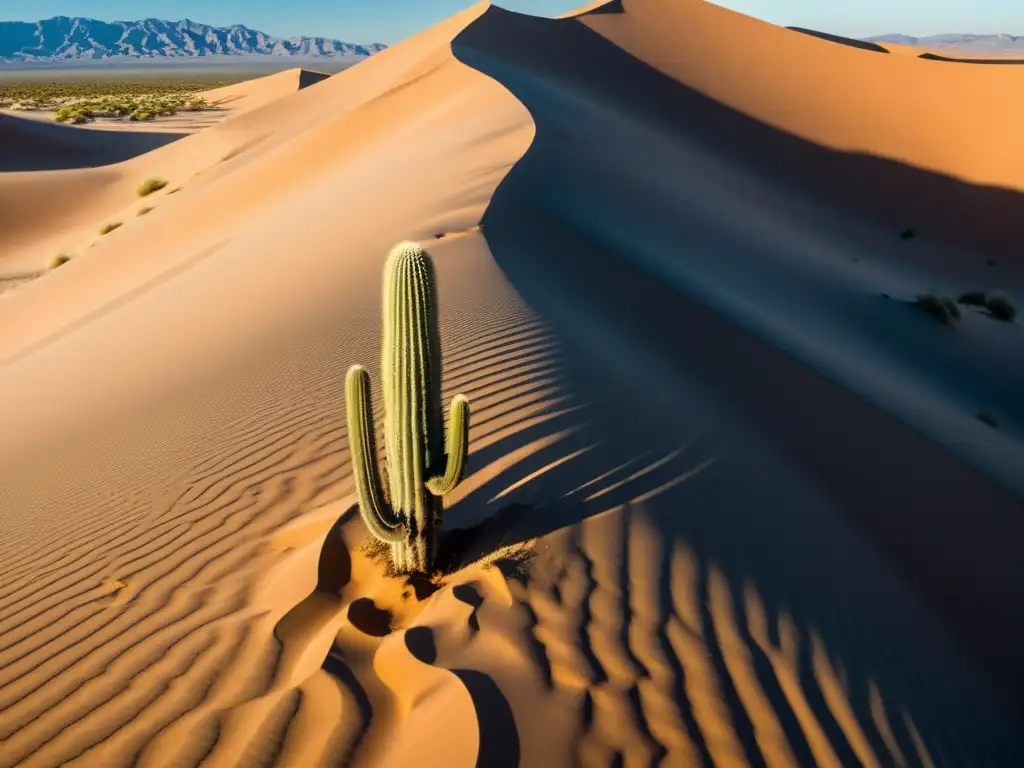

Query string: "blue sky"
[0, 0, 1017, 45]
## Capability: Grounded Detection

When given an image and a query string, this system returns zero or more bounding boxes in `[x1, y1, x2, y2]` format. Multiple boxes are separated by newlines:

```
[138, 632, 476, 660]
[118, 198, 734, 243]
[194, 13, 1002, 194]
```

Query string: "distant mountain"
[0, 16, 387, 62]
[862, 33, 1024, 51]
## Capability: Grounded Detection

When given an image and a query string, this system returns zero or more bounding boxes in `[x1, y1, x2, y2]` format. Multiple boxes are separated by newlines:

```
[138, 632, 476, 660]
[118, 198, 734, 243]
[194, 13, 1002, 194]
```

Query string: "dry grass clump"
[956, 291, 1016, 322]
[915, 293, 960, 325]
[98, 222, 122, 236]
[137, 178, 168, 197]
[957, 291, 987, 307]
[48, 253, 71, 269]
[985, 294, 1016, 322]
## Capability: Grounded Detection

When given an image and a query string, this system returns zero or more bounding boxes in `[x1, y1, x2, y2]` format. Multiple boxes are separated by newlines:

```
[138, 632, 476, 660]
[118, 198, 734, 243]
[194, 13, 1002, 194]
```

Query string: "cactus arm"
[426, 394, 470, 496]
[346, 365, 408, 543]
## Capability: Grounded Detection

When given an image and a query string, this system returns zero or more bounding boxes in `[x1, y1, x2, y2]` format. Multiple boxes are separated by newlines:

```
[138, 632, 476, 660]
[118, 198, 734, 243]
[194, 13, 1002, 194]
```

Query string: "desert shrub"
[915, 293, 959, 325]
[48, 253, 71, 269]
[985, 295, 1016, 322]
[129, 109, 155, 121]
[137, 206, 153, 216]
[54, 106, 91, 123]
[98, 222, 122, 235]
[957, 291, 987, 307]
[137, 177, 168, 197]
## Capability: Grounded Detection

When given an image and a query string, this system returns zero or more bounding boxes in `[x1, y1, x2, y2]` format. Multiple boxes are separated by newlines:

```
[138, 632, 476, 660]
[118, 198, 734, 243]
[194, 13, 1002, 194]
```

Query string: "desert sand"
[0, 67, 327, 138]
[1, 1, 1022, 766]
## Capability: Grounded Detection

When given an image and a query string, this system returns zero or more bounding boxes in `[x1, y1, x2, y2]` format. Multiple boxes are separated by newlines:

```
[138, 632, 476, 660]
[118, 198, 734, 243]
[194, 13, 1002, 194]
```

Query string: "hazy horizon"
[0, 1, 1020, 46]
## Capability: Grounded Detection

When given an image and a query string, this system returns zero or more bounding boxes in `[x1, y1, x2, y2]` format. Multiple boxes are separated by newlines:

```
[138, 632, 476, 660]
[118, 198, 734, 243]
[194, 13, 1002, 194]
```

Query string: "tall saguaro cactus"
[345, 241, 470, 574]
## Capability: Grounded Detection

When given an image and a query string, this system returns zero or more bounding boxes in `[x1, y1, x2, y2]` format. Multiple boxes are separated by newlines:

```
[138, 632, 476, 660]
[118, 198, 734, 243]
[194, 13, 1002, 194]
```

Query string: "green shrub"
[98, 222, 122, 235]
[48, 253, 71, 269]
[137, 177, 168, 197]
[957, 291, 987, 307]
[915, 293, 959, 325]
[54, 106, 91, 124]
[985, 295, 1016, 322]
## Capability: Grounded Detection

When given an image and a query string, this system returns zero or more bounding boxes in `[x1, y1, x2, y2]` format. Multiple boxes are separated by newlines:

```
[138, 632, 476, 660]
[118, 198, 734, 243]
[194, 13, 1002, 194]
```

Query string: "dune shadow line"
[448, 5, 1024, 708]
[452, 7, 1024, 261]
[0, 112, 187, 171]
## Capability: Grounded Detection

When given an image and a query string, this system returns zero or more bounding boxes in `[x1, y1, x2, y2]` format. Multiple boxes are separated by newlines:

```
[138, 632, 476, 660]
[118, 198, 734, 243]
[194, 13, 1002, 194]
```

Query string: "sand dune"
[0, 113, 185, 172]
[1, 0, 1022, 765]
[200, 68, 330, 116]
[0, 67, 332, 273]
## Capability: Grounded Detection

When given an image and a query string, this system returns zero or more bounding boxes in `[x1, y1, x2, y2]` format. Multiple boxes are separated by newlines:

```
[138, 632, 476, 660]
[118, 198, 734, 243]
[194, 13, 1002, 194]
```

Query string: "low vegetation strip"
[0, 78, 244, 122]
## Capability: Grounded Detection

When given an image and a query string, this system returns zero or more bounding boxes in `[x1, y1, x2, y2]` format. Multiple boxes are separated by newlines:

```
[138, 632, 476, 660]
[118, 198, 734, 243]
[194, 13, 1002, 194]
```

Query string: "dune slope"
[200, 67, 331, 116]
[0, 113, 185, 172]
[1, 1, 1022, 766]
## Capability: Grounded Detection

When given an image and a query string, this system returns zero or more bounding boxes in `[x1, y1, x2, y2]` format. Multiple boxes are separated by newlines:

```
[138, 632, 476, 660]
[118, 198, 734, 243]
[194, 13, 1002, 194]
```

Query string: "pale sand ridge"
[0, 0, 1022, 765]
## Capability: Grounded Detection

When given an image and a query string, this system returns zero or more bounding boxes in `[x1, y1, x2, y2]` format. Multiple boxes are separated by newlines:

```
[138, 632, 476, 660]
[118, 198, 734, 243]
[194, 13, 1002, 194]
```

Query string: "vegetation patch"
[0, 79, 236, 122]
[915, 293, 959, 325]
[137, 206, 154, 216]
[956, 291, 1017, 322]
[137, 178, 168, 197]
[957, 291, 988, 307]
[0, 78, 244, 119]
[48, 253, 71, 269]
[985, 294, 1016, 322]
[98, 222, 122, 235]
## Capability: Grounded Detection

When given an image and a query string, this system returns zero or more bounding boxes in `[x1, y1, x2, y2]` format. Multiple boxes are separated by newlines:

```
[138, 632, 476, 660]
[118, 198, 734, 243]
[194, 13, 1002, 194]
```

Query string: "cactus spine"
[345, 241, 470, 574]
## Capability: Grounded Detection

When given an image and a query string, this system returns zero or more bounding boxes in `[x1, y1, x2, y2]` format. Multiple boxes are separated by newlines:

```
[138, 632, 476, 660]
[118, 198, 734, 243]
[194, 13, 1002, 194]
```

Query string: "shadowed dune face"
[453, 4, 1024, 709]
[917, 52, 1024, 64]
[0, 112, 187, 171]
[1, 1, 1024, 766]
[199, 67, 331, 117]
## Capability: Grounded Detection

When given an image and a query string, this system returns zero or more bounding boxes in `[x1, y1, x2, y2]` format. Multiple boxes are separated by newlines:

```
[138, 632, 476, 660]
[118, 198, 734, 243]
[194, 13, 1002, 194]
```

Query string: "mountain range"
[862, 33, 1024, 51]
[0, 16, 386, 62]
[0, 16, 1018, 64]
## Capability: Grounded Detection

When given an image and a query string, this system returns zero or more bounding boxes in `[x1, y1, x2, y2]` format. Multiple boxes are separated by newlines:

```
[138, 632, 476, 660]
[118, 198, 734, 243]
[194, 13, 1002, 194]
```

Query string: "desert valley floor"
[1, 1, 1024, 766]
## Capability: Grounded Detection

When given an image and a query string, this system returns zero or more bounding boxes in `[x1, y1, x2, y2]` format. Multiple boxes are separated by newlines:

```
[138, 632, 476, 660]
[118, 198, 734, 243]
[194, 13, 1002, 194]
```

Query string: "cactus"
[345, 241, 470, 574]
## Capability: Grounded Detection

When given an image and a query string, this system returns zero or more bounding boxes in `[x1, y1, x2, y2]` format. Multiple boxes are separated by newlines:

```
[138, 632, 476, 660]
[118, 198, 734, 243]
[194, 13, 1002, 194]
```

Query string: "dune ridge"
[1, 0, 1023, 765]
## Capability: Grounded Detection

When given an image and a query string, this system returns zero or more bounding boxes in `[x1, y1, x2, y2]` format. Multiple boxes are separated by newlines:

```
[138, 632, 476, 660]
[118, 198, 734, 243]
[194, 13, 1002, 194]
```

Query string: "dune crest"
[200, 68, 331, 116]
[1, 0, 1023, 765]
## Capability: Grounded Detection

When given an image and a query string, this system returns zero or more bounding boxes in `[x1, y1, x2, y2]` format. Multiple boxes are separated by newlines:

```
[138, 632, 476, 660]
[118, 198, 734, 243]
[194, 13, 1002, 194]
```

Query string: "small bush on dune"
[54, 106, 92, 124]
[98, 222, 122, 235]
[955, 291, 1017, 321]
[957, 291, 987, 307]
[137, 206, 153, 216]
[985, 295, 1017, 322]
[48, 253, 71, 269]
[915, 293, 959, 325]
[137, 177, 168, 197]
